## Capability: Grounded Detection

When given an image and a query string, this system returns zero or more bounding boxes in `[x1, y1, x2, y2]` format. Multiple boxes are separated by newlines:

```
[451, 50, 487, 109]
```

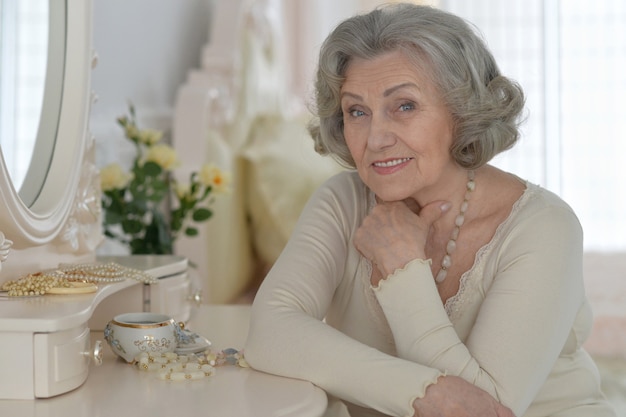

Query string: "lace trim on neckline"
[363, 181, 538, 321]
[443, 181, 538, 317]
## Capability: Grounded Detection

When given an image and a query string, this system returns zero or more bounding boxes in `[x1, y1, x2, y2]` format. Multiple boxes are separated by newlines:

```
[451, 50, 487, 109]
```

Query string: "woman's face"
[341, 50, 457, 203]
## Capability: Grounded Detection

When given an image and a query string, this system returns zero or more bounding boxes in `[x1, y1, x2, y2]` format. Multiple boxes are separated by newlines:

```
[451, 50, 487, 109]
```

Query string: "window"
[442, 0, 626, 250]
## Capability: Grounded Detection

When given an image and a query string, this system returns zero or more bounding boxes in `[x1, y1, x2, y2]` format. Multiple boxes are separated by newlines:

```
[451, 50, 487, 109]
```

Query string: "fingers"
[413, 200, 452, 226]
[354, 199, 454, 280]
[414, 376, 515, 417]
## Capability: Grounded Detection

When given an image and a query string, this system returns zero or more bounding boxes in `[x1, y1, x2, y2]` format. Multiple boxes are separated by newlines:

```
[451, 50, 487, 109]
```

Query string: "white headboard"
[172, 0, 342, 303]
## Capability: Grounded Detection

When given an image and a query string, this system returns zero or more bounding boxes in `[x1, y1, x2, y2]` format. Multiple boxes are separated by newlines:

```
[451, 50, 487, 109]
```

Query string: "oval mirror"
[0, 0, 92, 248]
[0, 0, 65, 207]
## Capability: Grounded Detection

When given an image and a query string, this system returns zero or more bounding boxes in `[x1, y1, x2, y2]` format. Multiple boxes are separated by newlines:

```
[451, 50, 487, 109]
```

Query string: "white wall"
[91, 0, 213, 255]
[91, 0, 213, 174]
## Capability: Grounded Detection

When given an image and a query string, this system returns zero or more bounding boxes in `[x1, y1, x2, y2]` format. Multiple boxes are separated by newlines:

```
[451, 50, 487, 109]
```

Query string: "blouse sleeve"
[244, 173, 443, 417]
[373, 200, 585, 416]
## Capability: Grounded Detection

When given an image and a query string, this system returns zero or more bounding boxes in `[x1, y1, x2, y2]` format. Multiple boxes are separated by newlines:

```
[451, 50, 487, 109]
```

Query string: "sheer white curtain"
[442, 0, 626, 251]
[286, 0, 625, 251]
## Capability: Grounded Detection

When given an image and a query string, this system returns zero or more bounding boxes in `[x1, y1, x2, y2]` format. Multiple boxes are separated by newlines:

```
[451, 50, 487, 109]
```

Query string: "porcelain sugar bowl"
[104, 312, 180, 362]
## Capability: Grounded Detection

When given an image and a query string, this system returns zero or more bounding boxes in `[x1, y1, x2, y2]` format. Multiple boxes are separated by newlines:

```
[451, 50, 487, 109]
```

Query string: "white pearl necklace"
[435, 170, 475, 284]
[1, 262, 158, 297]
[134, 348, 248, 381]
[1, 273, 73, 297]
[136, 352, 217, 380]
[50, 262, 158, 284]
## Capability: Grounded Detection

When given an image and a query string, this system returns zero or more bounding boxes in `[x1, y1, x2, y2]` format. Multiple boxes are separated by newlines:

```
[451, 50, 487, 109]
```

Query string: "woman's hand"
[413, 376, 516, 417]
[354, 199, 450, 284]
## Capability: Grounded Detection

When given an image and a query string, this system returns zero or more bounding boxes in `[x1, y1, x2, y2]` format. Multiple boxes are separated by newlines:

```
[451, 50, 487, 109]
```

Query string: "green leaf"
[201, 186, 212, 200]
[122, 218, 144, 234]
[143, 161, 162, 177]
[179, 199, 192, 211]
[147, 191, 165, 202]
[152, 180, 168, 191]
[170, 216, 183, 233]
[130, 238, 151, 254]
[105, 211, 124, 224]
[190, 182, 199, 195]
[132, 168, 146, 183]
[128, 199, 148, 212]
[192, 208, 212, 222]
[185, 227, 199, 237]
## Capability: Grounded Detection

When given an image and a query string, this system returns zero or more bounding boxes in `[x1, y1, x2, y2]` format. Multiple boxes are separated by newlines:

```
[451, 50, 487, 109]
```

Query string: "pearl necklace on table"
[49, 262, 158, 284]
[435, 170, 475, 284]
[1, 262, 158, 297]
[1, 273, 74, 297]
[134, 348, 248, 381]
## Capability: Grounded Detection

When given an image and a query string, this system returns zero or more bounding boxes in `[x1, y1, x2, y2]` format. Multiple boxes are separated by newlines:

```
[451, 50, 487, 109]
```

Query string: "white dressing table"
[0, 0, 328, 414]
[0, 304, 328, 417]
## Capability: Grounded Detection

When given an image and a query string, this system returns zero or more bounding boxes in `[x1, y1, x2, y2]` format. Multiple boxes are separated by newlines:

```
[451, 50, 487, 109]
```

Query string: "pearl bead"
[436, 170, 475, 285]
[446, 239, 457, 254]
[435, 269, 447, 283]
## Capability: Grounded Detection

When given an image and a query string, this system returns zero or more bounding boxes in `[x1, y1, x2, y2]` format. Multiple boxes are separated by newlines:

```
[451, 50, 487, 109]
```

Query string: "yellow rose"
[138, 128, 163, 145]
[145, 144, 179, 170]
[100, 163, 132, 191]
[199, 163, 231, 194]
[174, 182, 191, 199]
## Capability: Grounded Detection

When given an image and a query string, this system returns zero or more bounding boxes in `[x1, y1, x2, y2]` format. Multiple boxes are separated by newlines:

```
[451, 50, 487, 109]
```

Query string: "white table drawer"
[34, 325, 91, 398]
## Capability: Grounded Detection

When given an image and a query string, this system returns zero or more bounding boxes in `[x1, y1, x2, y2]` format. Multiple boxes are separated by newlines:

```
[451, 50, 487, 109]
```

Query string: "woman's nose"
[367, 114, 396, 150]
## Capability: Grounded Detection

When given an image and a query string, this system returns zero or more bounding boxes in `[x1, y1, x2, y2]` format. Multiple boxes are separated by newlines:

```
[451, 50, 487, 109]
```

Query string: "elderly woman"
[244, 4, 616, 417]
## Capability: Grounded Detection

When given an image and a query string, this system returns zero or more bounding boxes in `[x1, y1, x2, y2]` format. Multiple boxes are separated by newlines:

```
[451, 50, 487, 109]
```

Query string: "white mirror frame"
[0, 0, 92, 248]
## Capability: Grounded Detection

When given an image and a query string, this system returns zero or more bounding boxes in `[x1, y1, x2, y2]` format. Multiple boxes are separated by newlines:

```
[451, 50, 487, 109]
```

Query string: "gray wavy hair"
[307, 3, 525, 169]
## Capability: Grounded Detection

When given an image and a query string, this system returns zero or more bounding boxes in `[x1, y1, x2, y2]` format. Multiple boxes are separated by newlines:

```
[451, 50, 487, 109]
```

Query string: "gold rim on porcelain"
[111, 314, 175, 329]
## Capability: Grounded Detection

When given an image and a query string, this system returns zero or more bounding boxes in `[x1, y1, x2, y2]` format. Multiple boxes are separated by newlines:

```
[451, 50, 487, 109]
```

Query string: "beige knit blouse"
[245, 170, 616, 417]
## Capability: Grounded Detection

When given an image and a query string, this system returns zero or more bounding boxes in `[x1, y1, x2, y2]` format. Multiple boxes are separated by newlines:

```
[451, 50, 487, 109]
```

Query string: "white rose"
[145, 144, 179, 170]
[199, 163, 231, 194]
[138, 129, 163, 145]
[100, 163, 132, 191]
[174, 182, 191, 199]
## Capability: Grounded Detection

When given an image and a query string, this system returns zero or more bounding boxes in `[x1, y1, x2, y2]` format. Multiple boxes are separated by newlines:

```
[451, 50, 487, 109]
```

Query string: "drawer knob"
[189, 289, 203, 306]
[91, 340, 104, 366]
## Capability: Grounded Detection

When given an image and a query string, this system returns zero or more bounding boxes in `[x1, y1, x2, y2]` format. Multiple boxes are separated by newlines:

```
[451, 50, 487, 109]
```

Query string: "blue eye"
[399, 102, 415, 111]
[349, 109, 365, 117]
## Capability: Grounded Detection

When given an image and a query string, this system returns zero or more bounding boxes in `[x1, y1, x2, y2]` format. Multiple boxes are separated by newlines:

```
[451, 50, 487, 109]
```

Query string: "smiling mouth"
[372, 157, 413, 168]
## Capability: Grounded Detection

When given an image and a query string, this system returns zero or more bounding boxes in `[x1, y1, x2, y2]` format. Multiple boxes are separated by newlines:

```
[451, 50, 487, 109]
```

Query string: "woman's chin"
[373, 190, 412, 203]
